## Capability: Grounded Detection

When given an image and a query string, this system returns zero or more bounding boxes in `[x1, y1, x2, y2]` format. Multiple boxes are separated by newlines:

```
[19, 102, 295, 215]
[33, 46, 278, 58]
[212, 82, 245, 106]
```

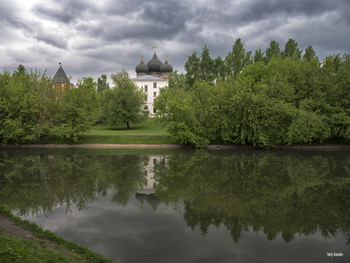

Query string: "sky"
[1, 0, 350, 84]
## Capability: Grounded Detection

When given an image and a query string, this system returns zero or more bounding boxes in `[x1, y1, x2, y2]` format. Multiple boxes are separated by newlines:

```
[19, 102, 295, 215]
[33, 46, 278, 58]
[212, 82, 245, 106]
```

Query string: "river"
[0, 148, 349, 262]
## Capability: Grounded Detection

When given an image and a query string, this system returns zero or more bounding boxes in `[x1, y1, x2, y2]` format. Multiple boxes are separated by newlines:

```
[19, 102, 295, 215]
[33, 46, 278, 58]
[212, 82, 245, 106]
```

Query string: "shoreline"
[1, 143, 350, 150]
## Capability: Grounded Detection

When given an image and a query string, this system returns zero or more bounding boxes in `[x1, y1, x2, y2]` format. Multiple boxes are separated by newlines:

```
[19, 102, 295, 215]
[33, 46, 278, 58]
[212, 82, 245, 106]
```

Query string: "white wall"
[133, 80, 168, 116]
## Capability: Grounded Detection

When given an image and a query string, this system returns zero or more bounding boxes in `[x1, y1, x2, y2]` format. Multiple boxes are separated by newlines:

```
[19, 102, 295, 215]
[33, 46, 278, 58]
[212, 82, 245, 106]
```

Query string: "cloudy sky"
[1, 0, 349, 84]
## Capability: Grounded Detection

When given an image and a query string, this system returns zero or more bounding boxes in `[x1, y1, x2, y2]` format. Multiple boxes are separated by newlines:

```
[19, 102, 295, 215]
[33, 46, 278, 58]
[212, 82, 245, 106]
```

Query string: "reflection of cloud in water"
[25, 191, 349, 263]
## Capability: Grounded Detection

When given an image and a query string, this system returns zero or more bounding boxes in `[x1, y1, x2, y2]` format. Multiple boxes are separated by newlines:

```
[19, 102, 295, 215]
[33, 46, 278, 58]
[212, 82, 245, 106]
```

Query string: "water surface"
[0, 148, 349, 262]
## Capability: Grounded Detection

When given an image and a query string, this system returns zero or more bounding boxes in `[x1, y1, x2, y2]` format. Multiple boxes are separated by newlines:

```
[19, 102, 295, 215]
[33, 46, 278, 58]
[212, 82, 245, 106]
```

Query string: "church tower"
[51, 63, 72, 90]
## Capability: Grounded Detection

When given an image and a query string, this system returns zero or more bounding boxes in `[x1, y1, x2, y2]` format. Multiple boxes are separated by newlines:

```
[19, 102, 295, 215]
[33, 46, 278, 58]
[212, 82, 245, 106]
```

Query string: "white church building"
[131, 46, 173, 116]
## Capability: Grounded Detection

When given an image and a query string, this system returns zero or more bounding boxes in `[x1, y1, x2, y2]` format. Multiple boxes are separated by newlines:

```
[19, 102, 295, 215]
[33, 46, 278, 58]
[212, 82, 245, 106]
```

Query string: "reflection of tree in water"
[153, 150, 350, 244]
[135, 192, 161, 217]
[0, 150, 148, 215]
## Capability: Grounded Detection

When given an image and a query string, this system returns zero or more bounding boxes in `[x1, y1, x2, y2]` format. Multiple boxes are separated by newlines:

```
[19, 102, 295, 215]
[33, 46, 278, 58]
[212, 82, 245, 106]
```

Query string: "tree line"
[155, 38, 350, 147]
[0, 67, 145, 144]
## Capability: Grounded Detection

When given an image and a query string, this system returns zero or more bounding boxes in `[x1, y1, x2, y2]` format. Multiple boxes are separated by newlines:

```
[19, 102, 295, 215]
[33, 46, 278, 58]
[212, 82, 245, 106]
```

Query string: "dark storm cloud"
[1, 0, 349, 83]
[238, 0, 335, 23]
[34, 0, 92, 24]
[74, 0, 191, 43]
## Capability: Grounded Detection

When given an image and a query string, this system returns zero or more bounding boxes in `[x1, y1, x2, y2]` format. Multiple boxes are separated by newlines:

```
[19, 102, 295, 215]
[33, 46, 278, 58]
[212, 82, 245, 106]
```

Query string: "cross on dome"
[153, 45, 157, 54]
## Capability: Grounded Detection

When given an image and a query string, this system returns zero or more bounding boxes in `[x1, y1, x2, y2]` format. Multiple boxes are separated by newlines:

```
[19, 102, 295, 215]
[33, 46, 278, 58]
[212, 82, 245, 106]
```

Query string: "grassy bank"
[0, 206, 113, 263]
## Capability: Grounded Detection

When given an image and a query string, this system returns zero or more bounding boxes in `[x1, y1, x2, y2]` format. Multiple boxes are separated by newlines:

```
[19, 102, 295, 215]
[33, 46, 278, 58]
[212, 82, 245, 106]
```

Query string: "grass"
[40, 119, 173, 145]
[45, 134, 173, 144]
[0, 233, 76, 263]
[0, 206, 113, 263]
[88, 118, 168, 135]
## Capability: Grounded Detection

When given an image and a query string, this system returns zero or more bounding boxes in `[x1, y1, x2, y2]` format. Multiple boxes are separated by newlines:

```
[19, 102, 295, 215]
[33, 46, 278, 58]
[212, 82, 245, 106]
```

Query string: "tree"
[225, 38, 252, 78]
[282, 38, 302, 60]
[198, 45, 215, 82]
[97, 74, 110, 93]
[184, 51, 200, 87]
[0, 65, 52, 144]
[101, 70, 145, 129]
[213, 55, 226, 83]
[51, 77, 98, 142]
[265, 40, 281, 62]
[303, 45, 317, 61]
[254, 48, 265, 63]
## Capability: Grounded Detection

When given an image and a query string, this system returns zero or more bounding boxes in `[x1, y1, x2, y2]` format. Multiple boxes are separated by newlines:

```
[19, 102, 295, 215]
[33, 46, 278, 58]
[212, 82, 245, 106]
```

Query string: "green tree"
[97, 74, 110, 93]
[198, 45, 215, 82]
[213, 55, 226, 82]
[265, 40, 281, 62]
[282, 38, 302, 60]
[101, 70, 145, 129]
[225, 38, 252, 78]
[51, 77, 98, 142]
[303, 45, 317, 61]
[184, 51, 200, 87]
[254, 48, 265, 63]
[0, 66, 52, 144]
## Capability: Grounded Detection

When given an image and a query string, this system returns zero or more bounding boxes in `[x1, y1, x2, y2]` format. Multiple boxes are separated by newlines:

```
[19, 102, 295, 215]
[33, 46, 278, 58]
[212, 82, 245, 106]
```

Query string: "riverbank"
[0, 206, 113, 263]
[1, 143, 350, 150]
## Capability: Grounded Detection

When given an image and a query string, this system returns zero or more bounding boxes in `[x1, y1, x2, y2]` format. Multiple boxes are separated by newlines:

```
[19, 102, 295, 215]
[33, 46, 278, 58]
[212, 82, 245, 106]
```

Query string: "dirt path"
[0, 214, 35, 240]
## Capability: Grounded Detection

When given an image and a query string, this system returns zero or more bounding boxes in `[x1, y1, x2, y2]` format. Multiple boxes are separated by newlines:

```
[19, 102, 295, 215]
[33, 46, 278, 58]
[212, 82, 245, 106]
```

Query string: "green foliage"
[265, 40, 281, 62]
[282, 38, 302, 60]
[101, 70, 145, 129]
[158, 39, 350, 147]
[51, 77, 98, 142]
[97, 74, 110, 93]
[303, 45, 317, 61]
[225, 38, 252, 78]
[0, 67, 52, 144]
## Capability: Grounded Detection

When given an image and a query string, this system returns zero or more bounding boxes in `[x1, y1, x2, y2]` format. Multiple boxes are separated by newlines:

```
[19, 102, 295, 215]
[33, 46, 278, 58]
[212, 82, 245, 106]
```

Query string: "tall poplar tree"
[225, 38, 252, 78]
[265, 40, 281, 62]
[282, 38, 302, 60]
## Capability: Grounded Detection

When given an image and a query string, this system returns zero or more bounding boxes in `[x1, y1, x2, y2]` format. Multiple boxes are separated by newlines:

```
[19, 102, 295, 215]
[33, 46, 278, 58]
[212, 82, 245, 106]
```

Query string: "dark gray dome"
[160, 61, 173, 73]
[146, 54, 163, 72]
[135, 61, 149, 74]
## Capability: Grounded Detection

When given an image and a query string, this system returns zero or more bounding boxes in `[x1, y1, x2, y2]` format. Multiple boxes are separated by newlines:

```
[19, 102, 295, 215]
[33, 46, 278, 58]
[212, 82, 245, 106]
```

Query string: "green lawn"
[88, 119, 168, 135]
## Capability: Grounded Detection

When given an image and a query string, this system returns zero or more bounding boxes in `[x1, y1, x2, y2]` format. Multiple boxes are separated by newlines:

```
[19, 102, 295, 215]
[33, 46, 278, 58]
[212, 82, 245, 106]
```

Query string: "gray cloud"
[0, 0, 349, 83]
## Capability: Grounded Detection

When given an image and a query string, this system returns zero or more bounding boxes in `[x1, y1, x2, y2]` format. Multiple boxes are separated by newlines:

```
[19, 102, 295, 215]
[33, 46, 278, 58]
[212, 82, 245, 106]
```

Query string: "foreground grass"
[0, 206, 113, 263]
[0, 233, 77, 263]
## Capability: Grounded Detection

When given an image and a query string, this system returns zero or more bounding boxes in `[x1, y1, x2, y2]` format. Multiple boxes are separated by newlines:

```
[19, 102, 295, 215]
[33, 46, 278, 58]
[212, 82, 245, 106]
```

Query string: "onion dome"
[135, 56, 149, 74]
[160, 55, 173, 73]
[147, 54, 163, 72]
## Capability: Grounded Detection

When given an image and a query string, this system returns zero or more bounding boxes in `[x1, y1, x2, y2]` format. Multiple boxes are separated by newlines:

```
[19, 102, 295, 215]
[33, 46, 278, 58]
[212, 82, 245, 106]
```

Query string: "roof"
[135, 61, 149, 73]
[160, 61, 173, 73]
[130, 75, 167, 81]
[146, 54, 163, 72]
[52, 63, 70, 84]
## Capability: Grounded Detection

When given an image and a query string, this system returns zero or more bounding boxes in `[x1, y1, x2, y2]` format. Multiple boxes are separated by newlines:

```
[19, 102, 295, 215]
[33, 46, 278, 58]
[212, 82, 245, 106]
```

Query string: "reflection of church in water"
[135, 155, 165, 217]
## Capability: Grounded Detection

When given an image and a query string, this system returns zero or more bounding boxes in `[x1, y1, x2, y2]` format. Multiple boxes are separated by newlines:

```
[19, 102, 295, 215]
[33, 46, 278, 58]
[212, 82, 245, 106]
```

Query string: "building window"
[153, 91, 156, 97]
[153, 82, 157, 89]
[144, 85, 148, 92]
